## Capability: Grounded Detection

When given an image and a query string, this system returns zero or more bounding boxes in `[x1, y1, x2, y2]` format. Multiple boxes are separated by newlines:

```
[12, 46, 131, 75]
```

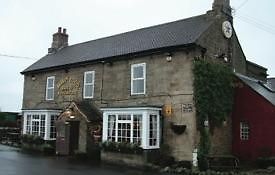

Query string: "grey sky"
[0, 0, 274, 112]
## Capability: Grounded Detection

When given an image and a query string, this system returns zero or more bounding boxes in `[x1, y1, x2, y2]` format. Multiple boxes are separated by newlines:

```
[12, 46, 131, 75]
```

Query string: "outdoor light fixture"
[165, 52, 173, 62]
[204, 120, 209, 127]
[31, 75, 36, 81]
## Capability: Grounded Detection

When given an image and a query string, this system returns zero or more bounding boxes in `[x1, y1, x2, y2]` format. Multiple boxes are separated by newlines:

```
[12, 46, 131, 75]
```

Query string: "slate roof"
[74, 101, 102, 122]
[22, 101, 62, 110]
[22, 14, 213, 74]
[236, 73, 275, 106]
[268, 78, 275, 90]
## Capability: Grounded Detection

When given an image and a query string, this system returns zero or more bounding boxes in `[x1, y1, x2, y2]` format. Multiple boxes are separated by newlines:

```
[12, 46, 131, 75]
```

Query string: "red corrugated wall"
[232, 83, 275, 161]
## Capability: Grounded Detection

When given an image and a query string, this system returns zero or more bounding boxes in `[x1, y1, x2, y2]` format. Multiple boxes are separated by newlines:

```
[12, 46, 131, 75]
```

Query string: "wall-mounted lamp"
[69, 115, 75, 119]
[31, 75, 36, 81]
[165, 52, 173, 62]
[106, 62, 113, 66]
[204, 120, 209, 127]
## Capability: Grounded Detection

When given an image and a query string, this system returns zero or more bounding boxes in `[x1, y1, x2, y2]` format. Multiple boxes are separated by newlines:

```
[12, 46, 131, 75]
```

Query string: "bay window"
[22, 110, 60, 140]
[102, 107, 161, 149]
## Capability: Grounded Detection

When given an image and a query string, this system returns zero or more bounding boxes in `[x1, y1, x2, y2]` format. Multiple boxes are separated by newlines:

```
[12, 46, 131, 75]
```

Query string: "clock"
[222, 21, 233, 39]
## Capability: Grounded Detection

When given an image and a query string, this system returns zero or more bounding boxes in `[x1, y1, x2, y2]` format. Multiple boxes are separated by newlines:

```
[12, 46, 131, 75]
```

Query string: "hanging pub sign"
[162, 104, 173, 118]
[57, 76, 81, 96]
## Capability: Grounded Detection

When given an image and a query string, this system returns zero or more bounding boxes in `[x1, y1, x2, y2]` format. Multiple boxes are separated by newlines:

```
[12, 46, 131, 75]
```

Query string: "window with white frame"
[40, 115, 46, 138]
[240, 122, 249, 140]
[102, 108, 160, 149]
[46, 76, 55, 100]
[107, 115, 116, 142]
[149, 114, 158, 146]
[83, 71, 95, 98]
[26, 115, 31, 134]
[133, 115, 142, 145]
[23, 111, 60, 140]
[31, 115, 40, 136]
[131, 63, 146, 95]
[50, 114, 58, 139]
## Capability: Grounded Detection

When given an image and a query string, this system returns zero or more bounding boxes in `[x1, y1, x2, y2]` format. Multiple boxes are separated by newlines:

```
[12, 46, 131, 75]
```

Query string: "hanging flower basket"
[170, 123, 186, 135]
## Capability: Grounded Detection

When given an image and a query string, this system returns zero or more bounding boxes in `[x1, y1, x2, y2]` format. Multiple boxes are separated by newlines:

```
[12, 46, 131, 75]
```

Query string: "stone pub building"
[21, 0, 272, 166]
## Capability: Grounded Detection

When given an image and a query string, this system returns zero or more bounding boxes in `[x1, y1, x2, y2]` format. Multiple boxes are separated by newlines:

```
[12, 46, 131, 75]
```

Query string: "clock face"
[222, 21, 233, 39]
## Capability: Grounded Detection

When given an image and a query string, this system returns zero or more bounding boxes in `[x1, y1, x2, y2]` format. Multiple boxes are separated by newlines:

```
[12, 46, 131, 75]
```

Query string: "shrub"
[256, 157, 275, 169]
[101, 141, 142, 154]
[21, 134, 44, 145]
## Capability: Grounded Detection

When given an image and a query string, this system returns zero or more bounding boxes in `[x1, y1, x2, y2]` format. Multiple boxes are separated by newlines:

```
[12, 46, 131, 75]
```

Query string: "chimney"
[48, 27, 69, 54]
[212, 0, 232, 16]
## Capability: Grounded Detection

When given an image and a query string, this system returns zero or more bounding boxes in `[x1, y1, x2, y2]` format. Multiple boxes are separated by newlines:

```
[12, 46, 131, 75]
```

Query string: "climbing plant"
[193, 58, 234, 170]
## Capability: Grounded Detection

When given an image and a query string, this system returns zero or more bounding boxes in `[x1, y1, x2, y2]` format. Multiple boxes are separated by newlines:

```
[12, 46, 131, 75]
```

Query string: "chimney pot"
[48, 27, 69, 54]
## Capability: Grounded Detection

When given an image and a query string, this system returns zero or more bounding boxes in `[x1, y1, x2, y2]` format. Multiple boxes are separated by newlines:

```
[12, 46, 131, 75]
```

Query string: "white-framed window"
[31, 115, 40, 136]
[22, 110, 60, 140]
[50, 114, 58, 139]
[131, 63, 146, 95]
[83, 71, 95, 98]
[46, 76, 55, 100]
[240, 122, 249, 140]
[102, 107, 161, 149]
[40, 115, 46, 138]
[149, 114, 158, 146]
[26, 115, 31, 134]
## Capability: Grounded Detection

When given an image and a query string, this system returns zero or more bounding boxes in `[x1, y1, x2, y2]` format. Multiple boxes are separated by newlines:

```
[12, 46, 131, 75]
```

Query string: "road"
[0, 145, 156, 175]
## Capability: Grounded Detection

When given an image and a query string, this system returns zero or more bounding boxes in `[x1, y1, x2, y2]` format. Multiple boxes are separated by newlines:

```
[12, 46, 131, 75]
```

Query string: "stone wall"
[23, 48, 202, 161]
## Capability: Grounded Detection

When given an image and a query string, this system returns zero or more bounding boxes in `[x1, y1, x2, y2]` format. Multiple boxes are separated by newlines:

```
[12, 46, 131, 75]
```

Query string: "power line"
[0, 53, 36, 60]
[236, 0, 249, 10]
[235, 15, 275, 35]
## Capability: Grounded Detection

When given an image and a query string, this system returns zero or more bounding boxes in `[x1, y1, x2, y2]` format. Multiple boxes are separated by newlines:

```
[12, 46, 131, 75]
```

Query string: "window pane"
[26, 115, 31, 134]
[84, 84, 93, 97]
[107, 115, 116, 142]
[50, 115, 57, 139]
[240, 122, 249, 140]
[40, 115, 46, 138]
[117, 123, 131, 143]
[85, 72, 93, 83]
[47, 89, 54, 100]
[133, 79, 144, 94]
[32, 121, 39, 136]
[48, 78, 54, 88]
[133, 66, 144, 79]
[133, 115, 142, 145]
[149, 114, 158, 146]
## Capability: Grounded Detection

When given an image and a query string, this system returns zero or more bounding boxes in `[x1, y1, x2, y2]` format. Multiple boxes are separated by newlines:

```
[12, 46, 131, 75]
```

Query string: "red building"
[232, 74, 275, 161]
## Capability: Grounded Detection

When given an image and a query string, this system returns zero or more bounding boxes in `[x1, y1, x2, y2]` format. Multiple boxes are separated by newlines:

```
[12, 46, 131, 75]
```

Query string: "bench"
[207, 155, 239, 170]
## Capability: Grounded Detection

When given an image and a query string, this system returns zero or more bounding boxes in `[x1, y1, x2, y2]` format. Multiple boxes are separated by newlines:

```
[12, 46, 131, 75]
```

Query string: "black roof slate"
[268, 78, 275, 90]
[236, 74, 275, 106]
[22, 14, 212, 73]
[74, 101, 102, 122]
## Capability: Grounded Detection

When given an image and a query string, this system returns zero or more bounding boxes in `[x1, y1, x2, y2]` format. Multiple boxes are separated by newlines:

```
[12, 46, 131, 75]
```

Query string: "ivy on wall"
[193, 58, 234, 170]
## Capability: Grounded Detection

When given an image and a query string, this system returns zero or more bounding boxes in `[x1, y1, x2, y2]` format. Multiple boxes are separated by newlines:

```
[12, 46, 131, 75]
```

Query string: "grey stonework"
[22, 4, 260, 162]
[23, 48, 201, 161]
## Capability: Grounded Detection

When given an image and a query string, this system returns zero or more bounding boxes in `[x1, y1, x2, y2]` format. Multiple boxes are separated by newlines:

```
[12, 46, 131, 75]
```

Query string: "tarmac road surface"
[0, 144, 155, 175]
